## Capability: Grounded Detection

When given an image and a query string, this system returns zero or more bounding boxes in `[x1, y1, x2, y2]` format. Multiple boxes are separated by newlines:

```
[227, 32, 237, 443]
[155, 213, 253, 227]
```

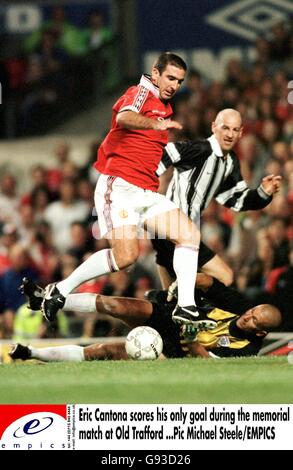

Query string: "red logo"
[0, 405, 66, 439]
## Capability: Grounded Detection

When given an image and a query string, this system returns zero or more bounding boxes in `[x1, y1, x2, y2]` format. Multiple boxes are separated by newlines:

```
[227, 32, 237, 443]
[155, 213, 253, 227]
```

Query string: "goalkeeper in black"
[9, 275, 281, 361]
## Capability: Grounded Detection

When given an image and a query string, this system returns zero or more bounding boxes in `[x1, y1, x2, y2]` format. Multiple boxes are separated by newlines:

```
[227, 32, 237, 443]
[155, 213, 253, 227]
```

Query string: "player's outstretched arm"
[117, 110, 182, 131]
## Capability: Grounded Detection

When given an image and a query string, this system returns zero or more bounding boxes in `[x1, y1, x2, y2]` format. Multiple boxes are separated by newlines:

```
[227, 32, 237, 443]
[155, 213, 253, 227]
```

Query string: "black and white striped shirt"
[157, 134, 271, 221]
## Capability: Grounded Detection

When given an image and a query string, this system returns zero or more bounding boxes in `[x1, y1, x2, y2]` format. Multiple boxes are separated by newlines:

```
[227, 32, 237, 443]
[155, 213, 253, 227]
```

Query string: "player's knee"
[113, 245, 139, 268]
[174, 235, 200, 248]
[177, 229, 200, 247]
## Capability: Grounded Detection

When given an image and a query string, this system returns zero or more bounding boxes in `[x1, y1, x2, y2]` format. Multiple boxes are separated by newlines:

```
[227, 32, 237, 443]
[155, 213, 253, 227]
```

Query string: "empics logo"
[0, 405, 67, 450]
[13, 415, 54, 438]
[206, 0, 293, 41]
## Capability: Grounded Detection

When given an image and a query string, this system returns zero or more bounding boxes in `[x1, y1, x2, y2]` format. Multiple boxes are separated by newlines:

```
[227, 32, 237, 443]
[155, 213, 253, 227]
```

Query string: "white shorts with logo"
[94, 175, 178, 238]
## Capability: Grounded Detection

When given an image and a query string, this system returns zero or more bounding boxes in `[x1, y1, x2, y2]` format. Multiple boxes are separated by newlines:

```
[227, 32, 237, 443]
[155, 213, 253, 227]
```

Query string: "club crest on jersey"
[217, 336, 230, 347]
[119, 210, 128, 218]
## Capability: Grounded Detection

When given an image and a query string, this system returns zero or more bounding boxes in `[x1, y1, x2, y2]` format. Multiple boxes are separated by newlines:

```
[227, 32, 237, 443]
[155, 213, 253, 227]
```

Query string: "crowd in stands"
[0, 19, 292, 341]
[0, 6, 119, 137]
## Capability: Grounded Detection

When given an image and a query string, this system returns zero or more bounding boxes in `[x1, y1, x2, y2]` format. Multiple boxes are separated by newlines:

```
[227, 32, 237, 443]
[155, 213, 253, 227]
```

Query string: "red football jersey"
[94, 74, 173, 191]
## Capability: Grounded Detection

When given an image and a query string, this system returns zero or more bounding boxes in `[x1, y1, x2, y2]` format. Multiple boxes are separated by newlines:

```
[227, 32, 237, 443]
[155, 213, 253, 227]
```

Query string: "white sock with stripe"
[56, 249, 118, 297]
[29, 345, 85, 362]
[173, 244, 199, 307]
[63, 293, 97, 313]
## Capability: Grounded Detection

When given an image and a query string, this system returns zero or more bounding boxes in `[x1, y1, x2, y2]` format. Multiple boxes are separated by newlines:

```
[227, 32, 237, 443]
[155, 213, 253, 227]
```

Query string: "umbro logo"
[206, 0, 293, 41]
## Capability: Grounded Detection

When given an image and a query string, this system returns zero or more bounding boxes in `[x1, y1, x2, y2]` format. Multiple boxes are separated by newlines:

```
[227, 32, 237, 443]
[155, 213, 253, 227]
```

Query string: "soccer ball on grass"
[125, 326, 163, 360]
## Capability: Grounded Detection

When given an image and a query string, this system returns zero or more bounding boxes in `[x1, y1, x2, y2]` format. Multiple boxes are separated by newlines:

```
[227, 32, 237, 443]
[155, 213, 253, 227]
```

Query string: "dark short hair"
[153, 52, 187, 74]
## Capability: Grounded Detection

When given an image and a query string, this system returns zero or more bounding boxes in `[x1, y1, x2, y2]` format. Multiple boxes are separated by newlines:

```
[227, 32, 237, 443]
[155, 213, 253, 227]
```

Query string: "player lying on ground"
[9, 275, 281, 361]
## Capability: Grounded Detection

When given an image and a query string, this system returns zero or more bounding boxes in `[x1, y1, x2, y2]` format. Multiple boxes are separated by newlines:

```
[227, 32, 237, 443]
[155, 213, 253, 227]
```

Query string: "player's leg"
[56, 226, 138, 297]
[9, 343, 85, 362]
[9, 341, 128, 362]
[107, 226, 140, 273]
[64, 293, 153, 329]
[95, 295, 153, 328]
[84, 342, 128, 360]
[201, 254, 233, 286]
[21, 278, 153, 329]
[42, 175, 141, 322]
[146, 208, 203, 322]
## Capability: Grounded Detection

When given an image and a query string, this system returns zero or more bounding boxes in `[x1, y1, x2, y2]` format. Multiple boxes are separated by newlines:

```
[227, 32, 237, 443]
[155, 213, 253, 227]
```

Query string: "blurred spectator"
[13, 302, 69, 342]
[21, 165, 49, 206]
[77, 178, 94, 208]
[273, 244, 293, 330]
[12, 304, 46, 342]
[253, 37, 271, 67]
[44, 179, 89, 252]
[25, 7, 83, 57]
[29, 221, 58, 284]
[0, 173, 20, 225]
[30, 186, 52, 222]
[80, 139, 102, 185]
[0, 244, 38, 337]
[80, 8, 118, 92]
[269, 21, 291, 62]
[81, 9, 114, 52]
[267, 218, 290, 268]
[47, 141, 71, 192]
[18, 204, 36, 247]
[201, 201, 231, 252]
[67, 221, 94, 263]
[0, 224, 18, 275]
[102, 271, 135, 297]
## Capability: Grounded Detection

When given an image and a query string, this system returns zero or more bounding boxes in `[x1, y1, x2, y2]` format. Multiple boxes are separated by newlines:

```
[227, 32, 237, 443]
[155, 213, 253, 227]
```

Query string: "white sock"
[173, 244, 199, 307]
[57, 249, 118, 297]
[29, 345, 85, 362]
[63, 293, 97, 313]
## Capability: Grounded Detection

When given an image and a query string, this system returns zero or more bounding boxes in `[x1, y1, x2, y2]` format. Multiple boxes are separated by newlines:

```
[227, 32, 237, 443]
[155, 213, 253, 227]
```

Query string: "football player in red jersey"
[42, 53, 210, 328]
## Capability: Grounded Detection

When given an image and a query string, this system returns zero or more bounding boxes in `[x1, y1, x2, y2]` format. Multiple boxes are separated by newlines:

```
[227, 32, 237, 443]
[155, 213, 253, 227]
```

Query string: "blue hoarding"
[0, 1, 114, 35]
[136, 0, 293, 79]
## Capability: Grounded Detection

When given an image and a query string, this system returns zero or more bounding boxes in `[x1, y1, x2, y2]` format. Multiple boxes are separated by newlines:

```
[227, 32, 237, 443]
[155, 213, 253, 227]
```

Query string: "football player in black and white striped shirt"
[153, 109, 281, 323]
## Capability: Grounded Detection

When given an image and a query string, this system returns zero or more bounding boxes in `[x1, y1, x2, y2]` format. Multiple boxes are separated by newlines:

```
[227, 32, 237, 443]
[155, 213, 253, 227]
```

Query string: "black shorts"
[151, 238, 214, 278]
[146, 302, 186, 358]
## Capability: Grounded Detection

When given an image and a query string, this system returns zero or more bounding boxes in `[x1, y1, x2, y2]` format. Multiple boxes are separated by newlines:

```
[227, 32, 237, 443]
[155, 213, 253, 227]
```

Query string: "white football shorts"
[94, 174, 178, 238]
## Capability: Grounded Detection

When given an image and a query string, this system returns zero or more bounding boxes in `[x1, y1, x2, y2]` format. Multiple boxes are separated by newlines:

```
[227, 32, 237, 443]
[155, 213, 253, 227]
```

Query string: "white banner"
[68, 404, 293, 450]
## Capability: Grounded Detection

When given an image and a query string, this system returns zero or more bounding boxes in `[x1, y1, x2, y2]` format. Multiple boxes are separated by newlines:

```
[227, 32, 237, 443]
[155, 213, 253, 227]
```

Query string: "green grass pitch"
[1, 356, 293, 404]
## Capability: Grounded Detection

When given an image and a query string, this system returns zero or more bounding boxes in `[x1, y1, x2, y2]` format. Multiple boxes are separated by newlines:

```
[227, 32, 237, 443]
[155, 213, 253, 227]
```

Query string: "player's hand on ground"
[260, 174, 282, 195]
[167, 280, 178, 302]
[155, 119, 183, 131]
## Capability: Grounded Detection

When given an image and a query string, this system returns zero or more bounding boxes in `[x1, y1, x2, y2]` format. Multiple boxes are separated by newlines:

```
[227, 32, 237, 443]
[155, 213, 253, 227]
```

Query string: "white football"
[125, 326, 163, 360]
